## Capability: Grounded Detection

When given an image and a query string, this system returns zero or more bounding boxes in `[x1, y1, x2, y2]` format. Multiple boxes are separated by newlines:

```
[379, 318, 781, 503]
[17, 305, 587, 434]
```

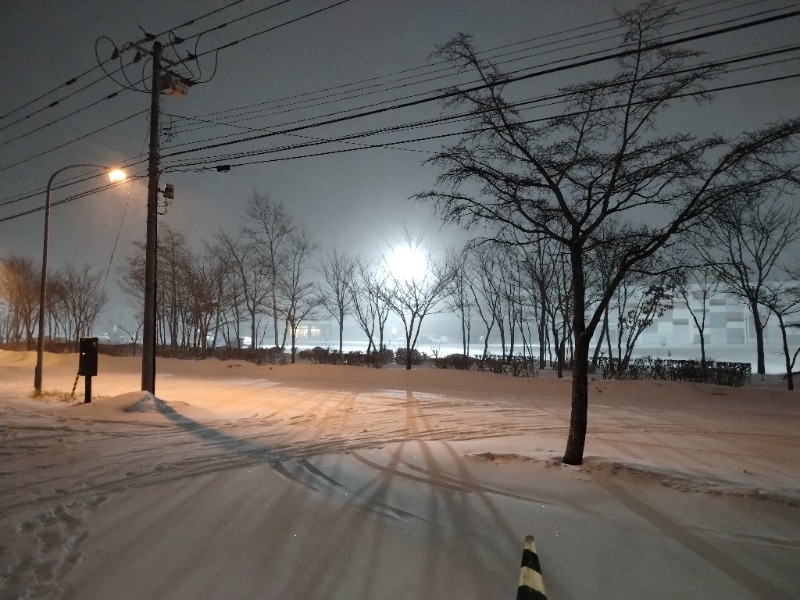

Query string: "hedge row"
[157, 346, 288, 365]
[596, 356, 751, 387]
[297, 346, 392, 368]
[433, 353, 539, 377]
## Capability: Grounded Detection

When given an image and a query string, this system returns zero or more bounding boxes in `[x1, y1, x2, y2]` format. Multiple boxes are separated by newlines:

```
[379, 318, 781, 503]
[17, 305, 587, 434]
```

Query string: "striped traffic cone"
[516, 535, 546, 600]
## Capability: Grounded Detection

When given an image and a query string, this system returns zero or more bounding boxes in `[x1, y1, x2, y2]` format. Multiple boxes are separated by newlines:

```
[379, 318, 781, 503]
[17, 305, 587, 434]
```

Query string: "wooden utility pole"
[141, 41, 161, 394]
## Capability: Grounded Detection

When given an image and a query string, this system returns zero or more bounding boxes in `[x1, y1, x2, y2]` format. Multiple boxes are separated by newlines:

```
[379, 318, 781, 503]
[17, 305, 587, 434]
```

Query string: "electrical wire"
[2, 45, 795, 221]
[192, 0, 352, 59]
[173, 0, 298, 47]
[1, 0, 795, 213]
[162, 47, 800, 169]
[0, 175, 148, 223]
[0, 109, 148, 173]
[162, 72, 800, 173]
[160, 0, 779, 140]
[159, 0, 756, 140]
[102, 122, 151, 291]
[0, 0, 774, 147]
[0, 91, 124, 147]
[160, 8, 800, 160]
[0, 0, 256, 124]
[0, 0, 345, 152]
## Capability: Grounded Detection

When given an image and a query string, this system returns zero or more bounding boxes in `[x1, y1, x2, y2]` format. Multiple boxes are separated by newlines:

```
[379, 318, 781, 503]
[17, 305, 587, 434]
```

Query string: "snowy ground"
[1, 350, 798, 599]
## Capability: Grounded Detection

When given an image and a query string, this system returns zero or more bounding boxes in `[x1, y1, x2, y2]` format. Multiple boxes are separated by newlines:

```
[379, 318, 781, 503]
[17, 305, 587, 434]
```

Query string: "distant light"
[107, 169, 126, 183]
[387, 244, 428, 282]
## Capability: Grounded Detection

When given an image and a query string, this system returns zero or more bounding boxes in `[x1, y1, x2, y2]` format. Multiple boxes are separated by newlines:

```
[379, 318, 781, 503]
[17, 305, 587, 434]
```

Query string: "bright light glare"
[107, 169, 126, 183]
[387, 244, 428, 281]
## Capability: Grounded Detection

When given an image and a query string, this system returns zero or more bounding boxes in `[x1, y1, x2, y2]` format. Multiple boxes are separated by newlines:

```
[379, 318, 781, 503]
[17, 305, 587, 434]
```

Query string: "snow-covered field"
[1, 349, 798, 599]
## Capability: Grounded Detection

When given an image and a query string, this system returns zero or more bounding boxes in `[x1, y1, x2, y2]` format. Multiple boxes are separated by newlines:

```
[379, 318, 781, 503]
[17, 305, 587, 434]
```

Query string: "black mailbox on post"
[78, 337, 98, 377]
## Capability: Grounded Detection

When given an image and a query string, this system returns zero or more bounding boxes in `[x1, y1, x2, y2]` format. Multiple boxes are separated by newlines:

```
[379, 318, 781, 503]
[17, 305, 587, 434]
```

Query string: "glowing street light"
[108, 169, 126, 183]
[33, 164, 126, 395]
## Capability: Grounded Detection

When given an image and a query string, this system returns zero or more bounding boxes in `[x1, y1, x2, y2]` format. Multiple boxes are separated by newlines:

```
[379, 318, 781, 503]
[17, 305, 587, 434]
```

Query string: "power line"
[0, 109, 148, 173]
[0, 0, 349, 154]
[2, 10, 797, 210]
[2, 1, 795, 212]
[160, 3, 797, 145]
[162, 0, 772, 141]
[0, 0, 255, 124]
[2, 47, 795, 222]
[192, 0, 352, 59]
[0, 0, 770, 148]
[160, 8, 800, 160]
[162, 64, 800, 173]
[0, 175, 147, 223]
[163, 72, 800, 173]
[172, 0, 299, 48]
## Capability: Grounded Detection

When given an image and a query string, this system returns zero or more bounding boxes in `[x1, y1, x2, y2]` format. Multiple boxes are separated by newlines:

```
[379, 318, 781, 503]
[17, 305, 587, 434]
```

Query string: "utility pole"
[98, 34, 189, 394]
[141, 41, 161, 394]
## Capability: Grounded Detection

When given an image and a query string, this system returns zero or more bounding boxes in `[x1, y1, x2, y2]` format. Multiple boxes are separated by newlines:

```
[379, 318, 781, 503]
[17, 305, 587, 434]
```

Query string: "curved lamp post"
[33, 164, 126, 395]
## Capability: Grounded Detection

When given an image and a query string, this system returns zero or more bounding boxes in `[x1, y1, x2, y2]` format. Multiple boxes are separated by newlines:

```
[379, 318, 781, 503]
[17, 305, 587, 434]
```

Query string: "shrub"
[507, 356, 539, 377]
[433, 353, 474, 370]
[596, 356, 751, 387]
[475, 354, 505, 374]
[472, 354, 538, 377]
[299, 346, 388, 368]
[302, 347, 343, 364]
[395, 347, 425, 366]
[211, 346, 287, 365]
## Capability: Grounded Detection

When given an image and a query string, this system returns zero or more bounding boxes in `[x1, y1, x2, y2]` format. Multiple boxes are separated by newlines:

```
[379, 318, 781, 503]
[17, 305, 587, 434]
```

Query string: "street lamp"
[33, 164, 126, 395]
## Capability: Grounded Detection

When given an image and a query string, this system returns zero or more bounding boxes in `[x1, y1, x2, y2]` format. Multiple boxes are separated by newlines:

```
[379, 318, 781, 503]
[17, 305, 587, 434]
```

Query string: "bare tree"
[446, 247, 473, 356]
[158, 226, 192, 348]
[318, 249, 356, 353]
[52, 263, 107, 342]
[466, 244, 502, 360]
[518, 239, 558, 369]
[417, 3, 800, 463]
[693, 191, 800, 377]
[607, 272, 673, 372]
[674, 261, 722, 372]
[211, 231, 269, 349]
[180, 250, 225, 350]
[760, 272, 800, 390]
[243, 191, 294, 348]
[539, 246, 572, 376]
[382, 234, 455, 370]
[0, 256, 40, 347]
[118, 248, 145, 351]
[349, 258, 391, 354]
[0, 298, 12, 343]
[277, 230, 319, 362]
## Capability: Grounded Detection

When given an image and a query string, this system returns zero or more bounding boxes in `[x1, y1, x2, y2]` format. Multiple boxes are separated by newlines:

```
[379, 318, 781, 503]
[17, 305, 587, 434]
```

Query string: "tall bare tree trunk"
[563, 249, 589, 465]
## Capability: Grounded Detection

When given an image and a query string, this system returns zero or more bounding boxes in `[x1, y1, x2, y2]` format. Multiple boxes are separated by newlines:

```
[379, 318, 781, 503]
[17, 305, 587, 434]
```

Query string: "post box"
[78, 337, 98, 377]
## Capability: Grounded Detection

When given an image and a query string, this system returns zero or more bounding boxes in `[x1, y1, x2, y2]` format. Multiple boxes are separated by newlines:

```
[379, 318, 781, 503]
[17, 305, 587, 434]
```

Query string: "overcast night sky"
[1, 0, 798, 332]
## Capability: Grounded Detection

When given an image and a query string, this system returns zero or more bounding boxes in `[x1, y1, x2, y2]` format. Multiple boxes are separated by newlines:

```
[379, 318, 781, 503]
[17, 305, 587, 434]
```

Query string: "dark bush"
[302, 347, 343, 364]
[376, 347, 394, 365]
[475, 354, 505, 374]
[299, 346, 388, 368]
[210, 346, 287, 365]
[433, 353, 474, 370]
[395, 347, 425, 366]
[507, 356, 539, 377]
[597, 356, 751, 387]
[472, 354, 538, 377]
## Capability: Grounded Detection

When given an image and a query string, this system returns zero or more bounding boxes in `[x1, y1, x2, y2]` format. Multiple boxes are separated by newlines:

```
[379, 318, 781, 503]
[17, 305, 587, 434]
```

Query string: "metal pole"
[34, 164, 106, 394]
[141, 41, 162, 394]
